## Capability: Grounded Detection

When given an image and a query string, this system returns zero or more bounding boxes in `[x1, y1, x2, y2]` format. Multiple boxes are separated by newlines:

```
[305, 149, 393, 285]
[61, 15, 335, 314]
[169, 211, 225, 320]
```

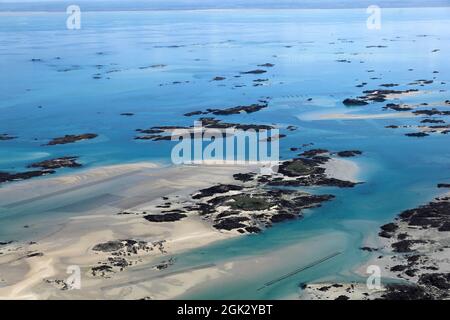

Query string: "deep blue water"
[0, 8, 449, 299]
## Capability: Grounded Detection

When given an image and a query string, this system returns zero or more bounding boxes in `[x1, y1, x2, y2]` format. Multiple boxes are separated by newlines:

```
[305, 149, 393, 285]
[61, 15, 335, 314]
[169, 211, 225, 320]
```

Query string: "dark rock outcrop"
[233, 173, 256, 183]
[383, 103, 413, 111]
[206, 103, 267, 116]
[413, 109, 450, 116]
[378, 222, 398, 238]
[257, 63, 274, 67]
[192, 184, 244, 199]
[381, 284, 432, 300]
[0, 134, 17, 141]
[300, 149, 329, 158]
[405, 132, 429, 137]
[336, 150, 362, 158]
[93, 241, 125, 252]
[240, 69, 267, 75]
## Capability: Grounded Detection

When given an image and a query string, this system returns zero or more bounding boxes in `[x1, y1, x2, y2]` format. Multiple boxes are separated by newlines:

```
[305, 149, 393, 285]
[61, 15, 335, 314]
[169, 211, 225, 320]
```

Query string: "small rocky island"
[45, 133, 98, 146]
[135, 117, 274, 141]
[28, 156, 82, 169]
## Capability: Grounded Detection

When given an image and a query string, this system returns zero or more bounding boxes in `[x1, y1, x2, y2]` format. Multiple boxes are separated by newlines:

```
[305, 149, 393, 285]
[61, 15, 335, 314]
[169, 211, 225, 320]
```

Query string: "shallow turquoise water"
[0, 8, 449, 298]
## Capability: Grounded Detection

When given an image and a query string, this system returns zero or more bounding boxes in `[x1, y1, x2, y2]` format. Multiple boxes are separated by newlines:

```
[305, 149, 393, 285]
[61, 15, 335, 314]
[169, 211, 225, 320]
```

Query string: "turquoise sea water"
[1, 8, 450, 298]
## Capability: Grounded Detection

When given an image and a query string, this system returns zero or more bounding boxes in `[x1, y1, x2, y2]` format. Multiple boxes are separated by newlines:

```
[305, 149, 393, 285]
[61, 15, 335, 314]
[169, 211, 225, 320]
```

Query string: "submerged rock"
[240, 69, 267, 75]
[342, 98, 368, 106]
